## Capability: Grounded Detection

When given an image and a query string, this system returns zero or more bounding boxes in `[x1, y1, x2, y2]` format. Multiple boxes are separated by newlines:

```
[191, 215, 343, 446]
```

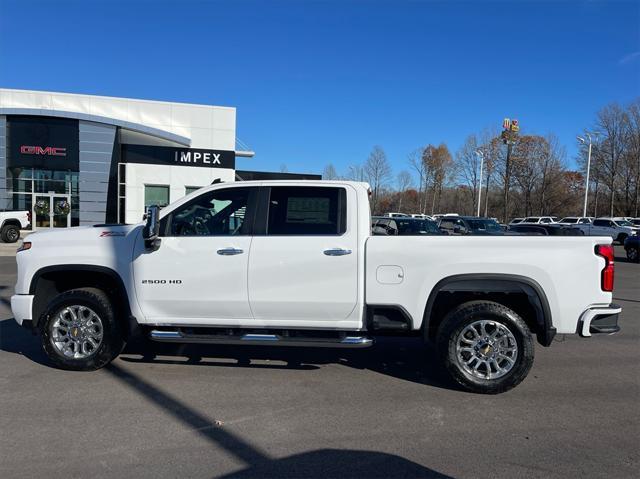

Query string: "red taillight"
[595, 244, 615, 292]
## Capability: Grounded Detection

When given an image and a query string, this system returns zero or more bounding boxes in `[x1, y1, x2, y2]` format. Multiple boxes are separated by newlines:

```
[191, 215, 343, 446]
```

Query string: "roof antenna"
[211, 178, 223, 185]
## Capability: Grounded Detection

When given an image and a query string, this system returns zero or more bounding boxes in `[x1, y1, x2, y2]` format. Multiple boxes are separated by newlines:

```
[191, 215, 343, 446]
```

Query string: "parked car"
[557, 217, 592, 225]
[438, 216, 504, 235]
[0, 210, 30, 243]
[629, 218, 640, 227]
[521, 216, 557, 224]
[432, 213, 458, 221]
[11, 180, 622, 394]
[372, 216, 442, 236]
[509, 218, 525, 225]
[576, 217, 640, 244]
[410, 213, 432, 220]
[624, 235, 639, 262]
[508, 224, 584, 236]
[383, 212, 410, 218]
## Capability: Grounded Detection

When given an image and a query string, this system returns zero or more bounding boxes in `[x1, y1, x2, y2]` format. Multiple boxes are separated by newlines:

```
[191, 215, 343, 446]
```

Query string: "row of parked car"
[372, 213, 640, 262]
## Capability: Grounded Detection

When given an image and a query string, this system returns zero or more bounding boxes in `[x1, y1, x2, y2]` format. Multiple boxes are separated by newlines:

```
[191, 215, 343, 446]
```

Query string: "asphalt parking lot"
[0, 246, 638, 478]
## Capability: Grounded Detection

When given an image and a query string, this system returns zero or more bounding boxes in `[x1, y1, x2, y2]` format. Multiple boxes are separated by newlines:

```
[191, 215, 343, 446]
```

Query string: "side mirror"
[143, 205, 161, 250]
[453, 225, 462, 234]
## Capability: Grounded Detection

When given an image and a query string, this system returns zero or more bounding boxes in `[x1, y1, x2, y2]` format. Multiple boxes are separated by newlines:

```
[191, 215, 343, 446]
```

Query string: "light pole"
[577, 133, 595, 217]
[475, 149, 484, 217]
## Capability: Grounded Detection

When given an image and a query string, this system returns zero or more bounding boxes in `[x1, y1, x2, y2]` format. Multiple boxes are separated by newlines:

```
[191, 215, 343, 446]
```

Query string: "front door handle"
[323, 248, 352, 256]
[217, 247, 244, 256]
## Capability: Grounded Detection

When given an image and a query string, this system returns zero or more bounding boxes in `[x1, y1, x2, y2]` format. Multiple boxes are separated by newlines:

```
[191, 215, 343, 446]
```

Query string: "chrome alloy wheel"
[50, 305, 104, 359]
[455, 320, 518, 380]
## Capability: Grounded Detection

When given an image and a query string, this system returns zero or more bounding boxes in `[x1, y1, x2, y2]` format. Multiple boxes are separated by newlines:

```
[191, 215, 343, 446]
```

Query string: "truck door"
[591, 219, 611, 237]
[248, 185, 359, 323]
[132, 186, 258, 324]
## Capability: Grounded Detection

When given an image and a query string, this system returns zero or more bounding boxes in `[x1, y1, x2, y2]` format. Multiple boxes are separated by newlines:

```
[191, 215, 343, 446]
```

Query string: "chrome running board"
[149, 330, 373, 348]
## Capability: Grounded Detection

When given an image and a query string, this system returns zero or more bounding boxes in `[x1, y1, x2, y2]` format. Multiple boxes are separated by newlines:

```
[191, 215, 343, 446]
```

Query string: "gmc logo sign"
[20, 145, 67, 156]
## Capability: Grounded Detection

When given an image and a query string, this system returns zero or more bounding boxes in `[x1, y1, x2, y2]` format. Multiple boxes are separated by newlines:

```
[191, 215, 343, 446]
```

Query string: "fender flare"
[423, 273, 555, 346]
[1, 219, 21, 229]
[29, 264, 137, 337]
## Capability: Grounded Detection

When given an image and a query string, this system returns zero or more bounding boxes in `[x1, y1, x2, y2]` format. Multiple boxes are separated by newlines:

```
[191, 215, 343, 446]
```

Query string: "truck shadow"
[104, 362, 453, 478]
[0, 318, 454, 477]
[117, 335, 457, 392]
[0, 318, 459, 392]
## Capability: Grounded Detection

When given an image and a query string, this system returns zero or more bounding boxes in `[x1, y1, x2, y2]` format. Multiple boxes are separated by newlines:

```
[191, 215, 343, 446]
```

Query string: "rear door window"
[267, 186, 346, 235]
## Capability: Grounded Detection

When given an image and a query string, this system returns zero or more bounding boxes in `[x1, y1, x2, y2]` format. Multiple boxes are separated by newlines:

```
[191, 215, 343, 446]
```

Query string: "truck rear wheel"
[40, 288, 124, 371]
[436, 301, 534, 394]
[0, 224, 20, 243]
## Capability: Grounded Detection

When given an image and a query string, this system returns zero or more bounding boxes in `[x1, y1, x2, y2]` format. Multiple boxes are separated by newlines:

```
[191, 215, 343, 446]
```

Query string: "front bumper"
[579, 303, 622, 337]
[10, 294, 34, 327]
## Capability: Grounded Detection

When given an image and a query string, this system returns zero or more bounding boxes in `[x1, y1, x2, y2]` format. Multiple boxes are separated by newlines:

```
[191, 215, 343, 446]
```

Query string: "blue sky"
[1, 0, 638, 179]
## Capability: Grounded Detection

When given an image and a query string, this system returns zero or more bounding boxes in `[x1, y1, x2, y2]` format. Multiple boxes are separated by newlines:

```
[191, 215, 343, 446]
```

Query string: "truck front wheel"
[40, 288, 124, 371]
[0, 224, 20, 243]
[436, 301, 534, 394]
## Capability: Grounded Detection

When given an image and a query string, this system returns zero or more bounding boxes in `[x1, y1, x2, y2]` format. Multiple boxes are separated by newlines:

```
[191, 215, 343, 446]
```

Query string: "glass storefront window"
[6, 167, 79, 226]
[144, 185, 169, 208]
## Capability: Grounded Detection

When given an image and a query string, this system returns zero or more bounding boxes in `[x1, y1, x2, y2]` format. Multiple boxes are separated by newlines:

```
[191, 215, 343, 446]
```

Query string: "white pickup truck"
[0, 210, 30, 243]
[11, 181, 621, 394]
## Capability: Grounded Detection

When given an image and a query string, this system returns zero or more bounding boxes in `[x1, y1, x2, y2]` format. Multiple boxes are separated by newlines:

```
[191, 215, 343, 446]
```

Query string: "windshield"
[467, 219, 502, 232]
[396, 219, 441, 235]
[560, 217, 578, 223]
[615, 220, 632, 226]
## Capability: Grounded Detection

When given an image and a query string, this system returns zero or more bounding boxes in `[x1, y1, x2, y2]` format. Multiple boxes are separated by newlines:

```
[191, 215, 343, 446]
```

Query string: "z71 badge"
[100, 231, 126, 237]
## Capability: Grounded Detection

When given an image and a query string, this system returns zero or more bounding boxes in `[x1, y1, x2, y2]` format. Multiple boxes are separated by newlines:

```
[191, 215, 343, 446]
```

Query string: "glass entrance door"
[34, 195, 52, 228]
[33, 193, 71, 229]
[52, 196, 71, 228]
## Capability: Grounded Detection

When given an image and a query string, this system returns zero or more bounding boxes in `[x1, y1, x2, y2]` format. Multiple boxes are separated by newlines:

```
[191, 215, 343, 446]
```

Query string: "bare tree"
[537, 134, 566, 215]
[455, 135, 481, 215]
[364, 146, 392, 214]
[322, 163, 338, 180]
[408, 148, 427, 213]
[596, 103, 628, 217]
[396, 170, 413, 212]
[624, 99, 640, 216]
[345, 163, 366, 182]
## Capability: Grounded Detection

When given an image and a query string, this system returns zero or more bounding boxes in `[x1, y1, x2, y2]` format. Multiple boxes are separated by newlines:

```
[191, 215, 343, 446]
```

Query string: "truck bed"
[365, 235, 612, 334]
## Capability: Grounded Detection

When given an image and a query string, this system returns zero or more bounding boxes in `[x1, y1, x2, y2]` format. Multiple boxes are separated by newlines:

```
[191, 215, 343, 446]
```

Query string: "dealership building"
[0, 88, 318, 228]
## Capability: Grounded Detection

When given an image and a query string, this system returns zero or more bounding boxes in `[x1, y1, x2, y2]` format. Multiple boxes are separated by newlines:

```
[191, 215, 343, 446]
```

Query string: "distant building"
[0, 88, 317, 228]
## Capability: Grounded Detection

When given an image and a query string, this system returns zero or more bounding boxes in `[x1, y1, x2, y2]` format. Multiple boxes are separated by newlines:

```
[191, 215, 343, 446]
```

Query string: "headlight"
[17, 242, 31, 253]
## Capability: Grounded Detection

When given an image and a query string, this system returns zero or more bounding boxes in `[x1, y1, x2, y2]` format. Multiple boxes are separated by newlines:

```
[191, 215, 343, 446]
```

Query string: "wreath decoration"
[54, 199, 71, 216]
[34, 198, 50, 216]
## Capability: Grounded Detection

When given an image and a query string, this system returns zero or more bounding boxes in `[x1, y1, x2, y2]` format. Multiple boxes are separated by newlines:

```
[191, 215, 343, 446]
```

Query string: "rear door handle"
[217, 247, 244, 256]
[323, 248, 352, 256]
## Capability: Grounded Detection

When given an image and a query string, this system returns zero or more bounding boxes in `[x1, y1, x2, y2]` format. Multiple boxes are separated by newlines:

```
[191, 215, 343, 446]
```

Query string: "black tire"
[40, 288, 124, 371]
[436, 300, 535, 394]
[0, 224, 20, 243]
[627, 246, 639, 263]
[617, 233, 628, 245]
